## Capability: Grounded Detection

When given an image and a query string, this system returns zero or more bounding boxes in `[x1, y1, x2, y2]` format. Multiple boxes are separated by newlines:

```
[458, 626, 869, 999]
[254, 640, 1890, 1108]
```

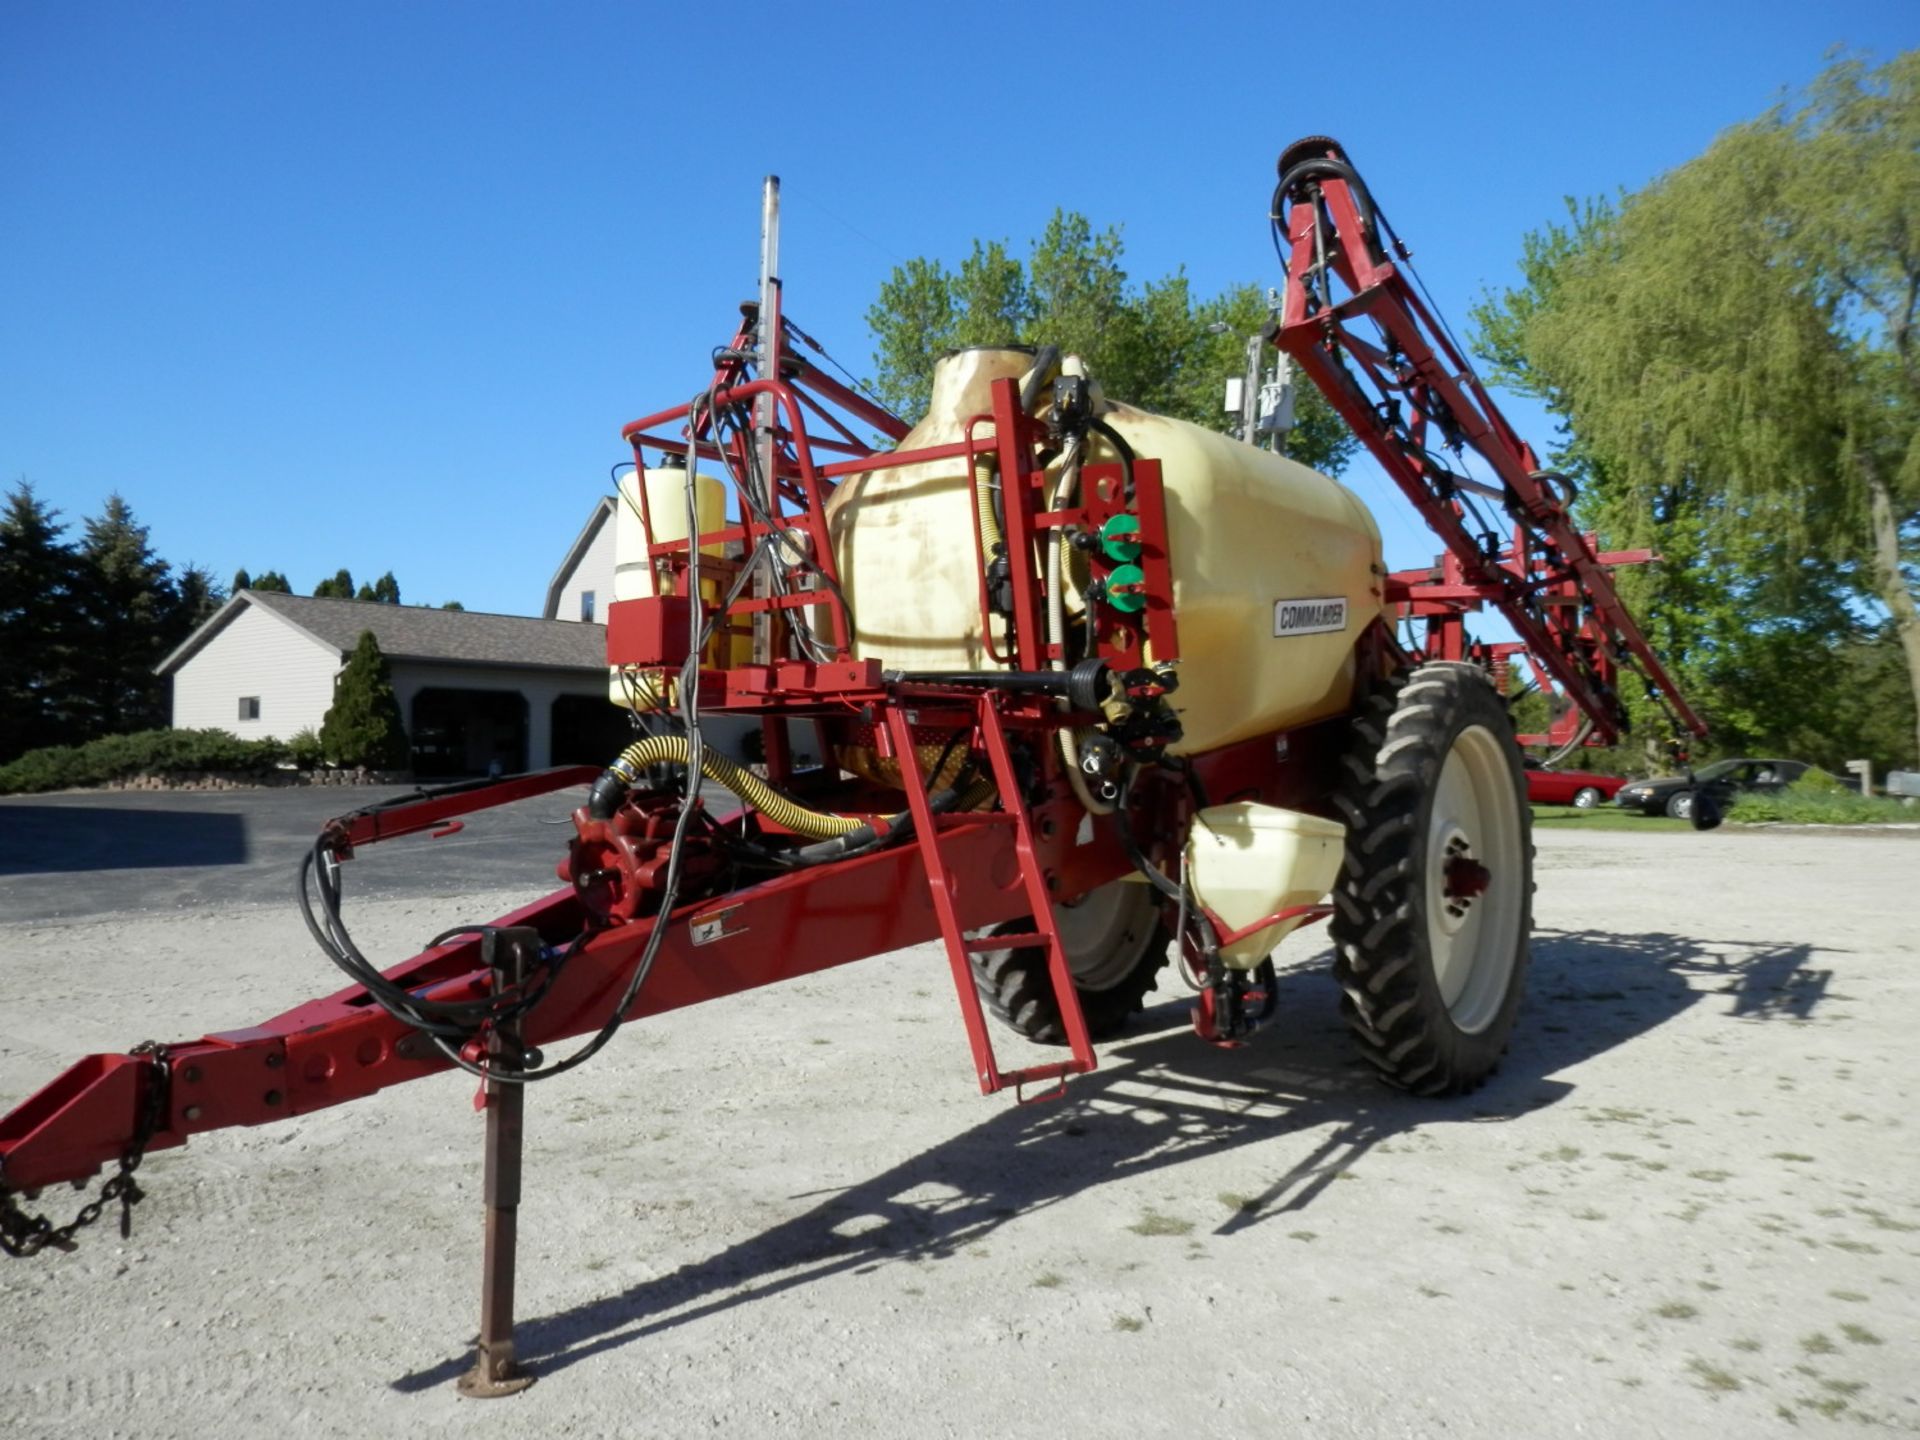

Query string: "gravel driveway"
[1, 812, 1915, 1437]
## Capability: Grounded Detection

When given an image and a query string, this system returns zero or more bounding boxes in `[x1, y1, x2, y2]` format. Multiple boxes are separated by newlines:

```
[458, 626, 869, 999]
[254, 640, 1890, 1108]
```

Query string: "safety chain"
[0, 1041, 172, 1258]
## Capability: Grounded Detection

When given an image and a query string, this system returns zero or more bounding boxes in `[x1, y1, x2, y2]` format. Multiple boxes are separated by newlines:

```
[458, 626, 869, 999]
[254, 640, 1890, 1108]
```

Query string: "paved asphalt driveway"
[0, 783, 593, 923]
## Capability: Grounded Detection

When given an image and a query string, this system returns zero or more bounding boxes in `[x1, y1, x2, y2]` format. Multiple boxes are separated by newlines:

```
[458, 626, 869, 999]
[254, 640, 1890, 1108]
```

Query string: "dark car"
[1614, 758, 1811, 819]
[1522, 759, 1628, 809]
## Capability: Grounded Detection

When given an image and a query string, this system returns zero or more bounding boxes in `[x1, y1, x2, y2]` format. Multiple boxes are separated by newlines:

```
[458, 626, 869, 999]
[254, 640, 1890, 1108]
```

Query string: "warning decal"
[690, 906, 746, 947]
[1273, 597, 1348, 637]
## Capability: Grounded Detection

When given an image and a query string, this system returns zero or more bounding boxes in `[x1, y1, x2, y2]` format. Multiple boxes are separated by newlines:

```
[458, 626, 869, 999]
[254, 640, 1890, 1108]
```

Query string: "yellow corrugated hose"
[609, 735, 864, 839]
[614, 668, 668, 711]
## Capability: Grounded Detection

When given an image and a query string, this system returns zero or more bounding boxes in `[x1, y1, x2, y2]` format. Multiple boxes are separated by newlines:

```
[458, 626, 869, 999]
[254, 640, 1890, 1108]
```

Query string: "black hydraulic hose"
[1087, 417, 1137, 503]
[785, 783, 964, 865]
[883, 658, 1110, 712]
[1111, 774, 1183, 904]
[1020, 345, 1062, 414]
[1272, 149, 1381, 258]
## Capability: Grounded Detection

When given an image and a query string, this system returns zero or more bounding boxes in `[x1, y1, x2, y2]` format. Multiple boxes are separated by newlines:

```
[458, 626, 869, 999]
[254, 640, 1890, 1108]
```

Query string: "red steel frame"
[1272, 138, 1705, 750]
[0, 301, 1212, 1195]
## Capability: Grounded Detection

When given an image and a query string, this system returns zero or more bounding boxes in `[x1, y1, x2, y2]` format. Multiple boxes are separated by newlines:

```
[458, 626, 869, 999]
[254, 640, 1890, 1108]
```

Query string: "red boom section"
[1271, 137, 1705, 747]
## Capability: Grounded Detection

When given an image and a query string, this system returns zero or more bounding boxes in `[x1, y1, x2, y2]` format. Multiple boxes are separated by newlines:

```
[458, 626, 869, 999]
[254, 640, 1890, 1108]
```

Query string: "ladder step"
[1000, 1061, 1090, 1087]
[962, 932, 1050, 953]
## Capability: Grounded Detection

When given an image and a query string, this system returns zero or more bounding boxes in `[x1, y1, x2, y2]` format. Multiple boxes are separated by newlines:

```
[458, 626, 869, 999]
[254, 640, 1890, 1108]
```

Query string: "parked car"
[1614, 758, 1812, 819]
[1521, 759, 1629, 809]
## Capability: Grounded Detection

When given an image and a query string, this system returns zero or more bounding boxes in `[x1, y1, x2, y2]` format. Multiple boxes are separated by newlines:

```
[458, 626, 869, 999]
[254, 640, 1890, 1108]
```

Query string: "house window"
[579, 589, 596, 622]
[238, 696, 261, 721]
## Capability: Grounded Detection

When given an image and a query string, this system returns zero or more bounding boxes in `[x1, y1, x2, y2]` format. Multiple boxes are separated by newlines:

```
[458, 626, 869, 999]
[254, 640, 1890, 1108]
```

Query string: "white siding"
[560, 517, 615, 622]
[170, 604, 339, 739]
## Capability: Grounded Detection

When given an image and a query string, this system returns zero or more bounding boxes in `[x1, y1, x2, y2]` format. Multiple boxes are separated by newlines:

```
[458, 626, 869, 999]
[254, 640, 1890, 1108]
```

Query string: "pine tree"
[313, 568, 355, 599]
[371, 571, 401, 604]
[71, 494, 173, 736]
[0, 483, 80, 761]
[161, 564, 226, 655]
[232, 567, 252, 592]
[251, 570, 292, 593]
[320, 630, 410, 769]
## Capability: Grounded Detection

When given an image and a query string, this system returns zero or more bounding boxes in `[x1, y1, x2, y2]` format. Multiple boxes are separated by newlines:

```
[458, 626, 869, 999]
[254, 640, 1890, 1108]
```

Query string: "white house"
[544, 496, 615, 623]
[157, 491, 813, 776]
[156, 589, 629, 776]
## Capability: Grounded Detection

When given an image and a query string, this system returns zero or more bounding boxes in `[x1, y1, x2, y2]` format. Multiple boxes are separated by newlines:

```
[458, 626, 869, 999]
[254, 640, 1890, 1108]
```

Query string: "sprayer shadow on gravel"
[389, 925, 1837, 1389]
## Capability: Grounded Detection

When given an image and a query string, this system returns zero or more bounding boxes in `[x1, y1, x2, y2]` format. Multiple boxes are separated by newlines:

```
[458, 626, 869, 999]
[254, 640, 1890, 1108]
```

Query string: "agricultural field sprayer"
[0, 138, 1704, 1393]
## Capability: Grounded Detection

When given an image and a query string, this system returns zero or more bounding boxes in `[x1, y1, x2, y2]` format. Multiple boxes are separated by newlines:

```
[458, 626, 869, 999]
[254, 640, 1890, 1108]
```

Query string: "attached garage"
[410, 688, 530, 778]
[158, 590, 623, 775]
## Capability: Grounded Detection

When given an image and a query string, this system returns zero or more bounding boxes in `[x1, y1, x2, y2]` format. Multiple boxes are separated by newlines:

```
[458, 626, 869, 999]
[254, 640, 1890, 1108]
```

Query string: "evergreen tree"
[370, 571, 401, 604]
[440, 600, 465, 611]
[313, 568, 355, 599]
[354, 580, 376, 601]
[320, 630, 410, 768]
[161, 564, 225, 654]
[71, 494, 173, 736]
[0, 483, 80, 761]
[251, 570, 292, 593]
[232, 567, 251, 592]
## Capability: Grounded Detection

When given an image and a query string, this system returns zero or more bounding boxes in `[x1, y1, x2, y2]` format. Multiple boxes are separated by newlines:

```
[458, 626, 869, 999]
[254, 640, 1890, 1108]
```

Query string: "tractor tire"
[971, 878, 1170, 1045]
[1329, 662, 1534, 1096]
[1572, 786, 1603, 809]
[1666, 791, 1695, 820]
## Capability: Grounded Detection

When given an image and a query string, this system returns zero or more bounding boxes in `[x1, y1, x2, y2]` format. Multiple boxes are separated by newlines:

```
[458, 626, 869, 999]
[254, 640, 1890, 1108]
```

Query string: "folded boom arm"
[1270, 136, 1705, 747]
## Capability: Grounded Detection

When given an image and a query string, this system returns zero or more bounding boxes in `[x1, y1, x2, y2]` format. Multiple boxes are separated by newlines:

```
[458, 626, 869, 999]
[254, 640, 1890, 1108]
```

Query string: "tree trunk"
[1863, 456, 1920, 770]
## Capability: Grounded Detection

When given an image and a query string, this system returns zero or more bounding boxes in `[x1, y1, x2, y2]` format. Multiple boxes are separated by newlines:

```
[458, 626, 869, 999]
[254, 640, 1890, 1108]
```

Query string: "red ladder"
[884, 696, 1096, 1101]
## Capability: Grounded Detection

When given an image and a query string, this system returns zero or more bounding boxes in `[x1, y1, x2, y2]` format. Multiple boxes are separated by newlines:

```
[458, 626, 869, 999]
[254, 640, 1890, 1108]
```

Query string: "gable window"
[238, 696, 261, 721]
[579, 589, 596, 622]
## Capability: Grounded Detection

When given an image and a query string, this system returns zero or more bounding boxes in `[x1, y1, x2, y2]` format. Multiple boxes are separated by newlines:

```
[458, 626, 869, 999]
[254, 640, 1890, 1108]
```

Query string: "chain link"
[0, 1042, 171, 1258]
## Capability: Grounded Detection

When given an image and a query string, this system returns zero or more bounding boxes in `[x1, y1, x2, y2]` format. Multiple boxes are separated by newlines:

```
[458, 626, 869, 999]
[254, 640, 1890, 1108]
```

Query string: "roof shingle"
[160, 591, 609, 674]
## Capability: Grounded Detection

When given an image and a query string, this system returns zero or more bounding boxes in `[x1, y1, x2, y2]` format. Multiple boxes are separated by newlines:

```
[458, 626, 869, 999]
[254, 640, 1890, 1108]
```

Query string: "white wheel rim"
[1049, 879, 1159, 991]
[1425, 724, 1525, 1034]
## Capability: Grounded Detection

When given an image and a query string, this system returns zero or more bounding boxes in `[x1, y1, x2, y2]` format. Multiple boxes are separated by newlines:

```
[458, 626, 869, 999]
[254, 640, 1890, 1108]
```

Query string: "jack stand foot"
[452, 928, 542, 1399]
[457, 1352, 535, 1399]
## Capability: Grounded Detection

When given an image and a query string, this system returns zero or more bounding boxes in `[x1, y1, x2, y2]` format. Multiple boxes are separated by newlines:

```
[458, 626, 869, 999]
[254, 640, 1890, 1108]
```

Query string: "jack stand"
[456, 929, 541, 1398]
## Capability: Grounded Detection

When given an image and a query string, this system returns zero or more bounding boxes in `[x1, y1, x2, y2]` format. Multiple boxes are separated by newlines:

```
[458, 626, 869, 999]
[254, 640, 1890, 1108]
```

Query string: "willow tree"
[1474, 52, 1920, 767]
[866, 210, 1357, 474]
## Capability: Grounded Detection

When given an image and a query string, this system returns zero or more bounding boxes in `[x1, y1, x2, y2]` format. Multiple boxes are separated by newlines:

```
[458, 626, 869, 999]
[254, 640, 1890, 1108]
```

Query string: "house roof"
[156, 590, 608, 676]
[543, 495, 615, 620]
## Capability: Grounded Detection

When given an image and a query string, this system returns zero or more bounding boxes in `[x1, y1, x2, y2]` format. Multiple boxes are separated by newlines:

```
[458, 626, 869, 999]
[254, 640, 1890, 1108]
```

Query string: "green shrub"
[0, 728, 289, 795]
[286, 726, 325, 769]
[320, 631, 410, 769]
[1788, 767, 1849, 797]
[1729, 773, 1912, 825]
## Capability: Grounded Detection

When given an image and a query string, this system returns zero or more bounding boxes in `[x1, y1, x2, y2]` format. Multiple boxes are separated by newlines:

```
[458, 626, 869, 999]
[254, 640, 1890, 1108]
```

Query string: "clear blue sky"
[3, 2, 1913, 615]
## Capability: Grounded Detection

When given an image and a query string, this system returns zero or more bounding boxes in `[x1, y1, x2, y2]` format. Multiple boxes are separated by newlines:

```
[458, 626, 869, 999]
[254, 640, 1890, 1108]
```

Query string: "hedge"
[0, 728, 291, 795]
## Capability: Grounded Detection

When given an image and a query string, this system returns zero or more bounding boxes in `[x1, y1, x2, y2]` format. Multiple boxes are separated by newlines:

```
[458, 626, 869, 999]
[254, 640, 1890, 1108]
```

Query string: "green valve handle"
[1105, 562, 1147, 614]
[1099, 514, 1142, 562]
